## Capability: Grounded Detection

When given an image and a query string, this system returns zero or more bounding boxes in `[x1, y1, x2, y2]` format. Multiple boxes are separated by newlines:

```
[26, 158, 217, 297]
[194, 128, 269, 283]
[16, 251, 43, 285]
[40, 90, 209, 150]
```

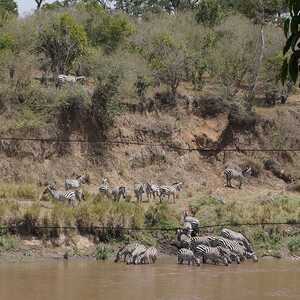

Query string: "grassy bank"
[0, 192, 299, 259]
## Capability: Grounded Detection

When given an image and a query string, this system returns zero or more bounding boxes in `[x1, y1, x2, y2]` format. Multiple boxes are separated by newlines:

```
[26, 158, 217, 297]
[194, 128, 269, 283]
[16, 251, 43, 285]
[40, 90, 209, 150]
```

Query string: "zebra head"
[242, 167, 252, 177]
[246, 251, 258, 262]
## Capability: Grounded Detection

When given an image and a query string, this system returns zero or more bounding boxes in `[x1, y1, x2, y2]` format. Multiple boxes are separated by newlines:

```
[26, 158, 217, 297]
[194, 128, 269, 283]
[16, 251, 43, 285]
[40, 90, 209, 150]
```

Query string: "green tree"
[37, 14, 88, 75]
[195, 0, 223, 27]
[82, 1, 133, 52]
[0, 0, 18, 15]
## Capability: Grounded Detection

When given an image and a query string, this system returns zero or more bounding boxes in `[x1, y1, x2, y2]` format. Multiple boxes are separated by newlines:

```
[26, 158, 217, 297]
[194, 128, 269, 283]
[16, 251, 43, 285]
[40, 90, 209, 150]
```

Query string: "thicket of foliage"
[0, 0, 287, 132]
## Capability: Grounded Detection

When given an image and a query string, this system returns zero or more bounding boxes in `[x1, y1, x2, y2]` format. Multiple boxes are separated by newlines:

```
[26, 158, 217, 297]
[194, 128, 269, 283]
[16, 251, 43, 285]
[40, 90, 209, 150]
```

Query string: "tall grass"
[0, 184, 38, 200]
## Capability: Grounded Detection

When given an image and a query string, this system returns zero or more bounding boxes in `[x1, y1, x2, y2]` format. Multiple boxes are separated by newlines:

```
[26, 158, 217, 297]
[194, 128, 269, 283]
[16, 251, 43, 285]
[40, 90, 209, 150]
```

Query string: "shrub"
[0, 234, 18, 251]
[287, 236, 300, 254]
[95, 244, 113, 260]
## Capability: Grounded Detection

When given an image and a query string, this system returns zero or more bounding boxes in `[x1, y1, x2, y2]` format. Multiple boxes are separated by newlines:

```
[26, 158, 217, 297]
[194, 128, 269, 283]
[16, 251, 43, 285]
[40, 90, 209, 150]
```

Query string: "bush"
[0, 234, 18, 251]
[287, 236, 300, 254]
[95, 244, 113, 260]
[192, 96, 230, 118]
[228, 103, 257, 130]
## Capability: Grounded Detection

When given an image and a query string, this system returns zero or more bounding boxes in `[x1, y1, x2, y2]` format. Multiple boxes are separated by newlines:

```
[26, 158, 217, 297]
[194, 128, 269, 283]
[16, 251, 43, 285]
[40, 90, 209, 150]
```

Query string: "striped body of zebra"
[145, 183, 160, 200]
[177, 248, 200, 266]
[184, 212, 200, 235]
[224, 167, 251, 189]
[190, 236, 214, 251]
[209, 236, 257, 262]
[220, 228, 254, 253]
[44, 185, 83, 206]
[134, 183, 145, 203]
[195, 245, 229, 266]
[176, 230, 191, 249]
[138, 247, 158, 264]
[159, 182, 183, 203]
[65, 174, 90, 190]
[217, 246, 240, 264]
[111, 186, 127, 202]
[127, 244, 147, 264]
[99, 178, 109, 197]
[114, 243, 141, 263]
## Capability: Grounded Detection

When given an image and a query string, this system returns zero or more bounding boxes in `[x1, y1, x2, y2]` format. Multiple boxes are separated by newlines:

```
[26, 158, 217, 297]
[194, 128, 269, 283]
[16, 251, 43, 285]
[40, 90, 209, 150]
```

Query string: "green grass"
[287, 236, 300, 255]
[0, 184, 38, 200]
[0, 235, 18, 251]
[95, 244, 113, 260]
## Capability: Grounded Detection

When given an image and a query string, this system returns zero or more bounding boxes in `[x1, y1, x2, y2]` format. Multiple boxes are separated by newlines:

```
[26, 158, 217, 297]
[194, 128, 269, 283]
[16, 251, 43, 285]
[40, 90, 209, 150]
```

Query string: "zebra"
[176, 230, 191, 249]
[177, 248, 200, 266]
[114, 243, 141, 263]
[65, 174, 90, 190]
[216, 246, 240, 264]
[127, 244, 147, 264]
[137, 247, 158, 264]
[159, 182, 183, 203]
[208, 236, 257, 262]
[195, 245, 229, 266]
[99, 178, 109, 197]
[183, 211, 200, 236]
[220, 228, 254, 253]
[134, 183, 145, 203]
[43, 185, 83, 207]
[111, 186, 127, 202]
[190, 236, 214, 251]
[145, 183, 160, 200]
[224, 166, 252, 189]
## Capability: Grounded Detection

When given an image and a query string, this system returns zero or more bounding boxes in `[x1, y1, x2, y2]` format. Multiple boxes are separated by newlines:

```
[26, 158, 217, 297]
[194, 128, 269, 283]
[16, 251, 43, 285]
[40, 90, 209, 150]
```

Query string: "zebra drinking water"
[137, 247, 158, 264]
[126, 244, 147, 264]
[220, 228, 254, 253]
[195, 245, 229, 266]
[159, 182, 183, 203]
[177, 248, 200, 266]
[114, 243, 141, 263]
[224, 166, 252, 189]
[65, 174, 90, 190]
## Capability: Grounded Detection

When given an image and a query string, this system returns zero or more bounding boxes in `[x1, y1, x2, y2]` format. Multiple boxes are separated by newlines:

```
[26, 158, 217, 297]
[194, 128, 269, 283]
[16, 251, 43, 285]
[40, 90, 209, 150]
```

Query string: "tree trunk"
[246, 24, 265, 110]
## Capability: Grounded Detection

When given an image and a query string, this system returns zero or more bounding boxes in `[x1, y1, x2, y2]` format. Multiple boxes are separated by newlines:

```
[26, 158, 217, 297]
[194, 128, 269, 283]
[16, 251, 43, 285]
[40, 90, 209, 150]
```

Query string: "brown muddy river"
[0, 258, 299, 300]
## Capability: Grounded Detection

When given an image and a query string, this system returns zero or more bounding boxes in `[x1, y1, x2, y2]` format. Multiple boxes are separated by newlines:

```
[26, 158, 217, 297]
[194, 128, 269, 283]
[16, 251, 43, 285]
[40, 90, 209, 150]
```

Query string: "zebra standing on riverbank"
[224, 166, 252, 189]
[159, 182, 183, 203]
[111, 186, 127, 202]
[43, 185, 83, 206]
[65, 174, 90, 190]
[99, 178, 109, 197]
[145, 183, 160, 201]
[195, 245, 229, 266]
[177, 248, 200, 266]
[134, 183, 145, 203]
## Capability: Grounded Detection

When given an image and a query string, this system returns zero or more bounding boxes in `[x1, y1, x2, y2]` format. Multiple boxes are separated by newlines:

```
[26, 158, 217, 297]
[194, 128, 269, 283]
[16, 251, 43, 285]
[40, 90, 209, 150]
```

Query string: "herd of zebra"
[175, 227, 258, 266]
[40, 163, 251, 206]
[99, 178, 184, 203]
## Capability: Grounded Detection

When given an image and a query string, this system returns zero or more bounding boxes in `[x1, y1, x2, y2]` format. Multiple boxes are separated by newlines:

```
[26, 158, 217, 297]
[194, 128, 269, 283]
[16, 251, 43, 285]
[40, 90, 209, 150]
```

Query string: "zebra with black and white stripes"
[137, 247, 158, 264]
[127, 244, 147, 264]
[159, 182, 183, 203]
[224, 166, 252, 189]
[65, 174, 90, 190]
[177, 248, 200, 266]
[111, 186, 127, 202]
[145, 183, 160, 201]
[208, 236, 257, 262]
[114, 243, 141, 263]
[43, 185, 83, 207]
[190, 236, 214, 251]
[220, 228, 254, 253]
[195, 245, 229, 266]
[99, 178, 109, 197]
[134, 183, 145, 203]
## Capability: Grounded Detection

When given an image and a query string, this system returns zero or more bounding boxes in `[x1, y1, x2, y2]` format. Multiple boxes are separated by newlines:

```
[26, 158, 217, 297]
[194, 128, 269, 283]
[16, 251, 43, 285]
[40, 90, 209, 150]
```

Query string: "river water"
[0, 258, 299, 300]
